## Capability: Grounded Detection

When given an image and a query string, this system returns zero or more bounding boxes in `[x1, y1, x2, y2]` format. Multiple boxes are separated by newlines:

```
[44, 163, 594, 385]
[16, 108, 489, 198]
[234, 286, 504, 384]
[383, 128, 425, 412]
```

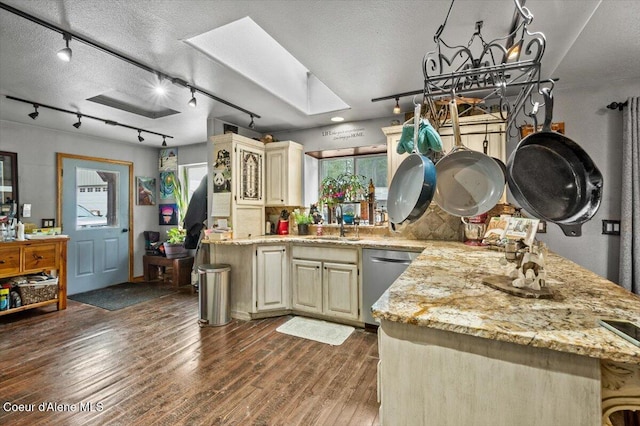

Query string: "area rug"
[68, 282, 177, 311]
[276, 316, 354, 346]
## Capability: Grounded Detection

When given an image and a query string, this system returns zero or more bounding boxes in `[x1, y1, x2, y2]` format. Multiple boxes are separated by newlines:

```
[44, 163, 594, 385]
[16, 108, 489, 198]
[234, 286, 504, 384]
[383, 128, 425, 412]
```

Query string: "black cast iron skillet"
[507, 87, 603, 236]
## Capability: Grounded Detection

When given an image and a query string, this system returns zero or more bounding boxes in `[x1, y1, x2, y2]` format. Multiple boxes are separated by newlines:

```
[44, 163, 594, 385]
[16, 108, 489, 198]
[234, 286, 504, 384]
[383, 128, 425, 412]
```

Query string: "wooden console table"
[143, 255, 194, 287]
[0, 237, 68, 316]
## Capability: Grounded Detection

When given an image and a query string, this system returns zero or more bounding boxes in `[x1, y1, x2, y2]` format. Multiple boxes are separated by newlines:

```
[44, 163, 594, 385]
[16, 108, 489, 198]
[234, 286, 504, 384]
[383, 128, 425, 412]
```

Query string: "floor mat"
[276, 316, 354, 346]
[68, 282, 177, 311]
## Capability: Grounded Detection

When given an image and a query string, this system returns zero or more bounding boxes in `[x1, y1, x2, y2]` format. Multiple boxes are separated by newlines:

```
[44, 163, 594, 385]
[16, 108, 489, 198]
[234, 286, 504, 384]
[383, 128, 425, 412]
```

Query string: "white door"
[323, 262, 359, 320]
[256, 245, 288, 311]
[291, 258, 323, 314]
[59, 155, 131, 294]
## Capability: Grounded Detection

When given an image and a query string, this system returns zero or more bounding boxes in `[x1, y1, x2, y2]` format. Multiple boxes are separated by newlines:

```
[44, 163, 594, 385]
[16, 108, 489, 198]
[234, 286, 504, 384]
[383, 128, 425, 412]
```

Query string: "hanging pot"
[388, 104, 437, 224]
[432, 100, 506, 217]
[506, 87, 602, 236]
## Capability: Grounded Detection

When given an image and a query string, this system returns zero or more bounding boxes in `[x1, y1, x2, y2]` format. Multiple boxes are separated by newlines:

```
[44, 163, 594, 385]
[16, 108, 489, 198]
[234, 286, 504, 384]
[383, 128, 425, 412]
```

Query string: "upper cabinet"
[265, 141, 303, 207]
[209, 133, 265, 238]
[383, 114, 506, 182]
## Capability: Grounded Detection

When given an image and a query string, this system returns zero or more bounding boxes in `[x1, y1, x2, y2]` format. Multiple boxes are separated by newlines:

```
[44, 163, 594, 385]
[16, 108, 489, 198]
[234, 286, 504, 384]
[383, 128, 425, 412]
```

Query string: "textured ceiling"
[1, 0, 638, 147]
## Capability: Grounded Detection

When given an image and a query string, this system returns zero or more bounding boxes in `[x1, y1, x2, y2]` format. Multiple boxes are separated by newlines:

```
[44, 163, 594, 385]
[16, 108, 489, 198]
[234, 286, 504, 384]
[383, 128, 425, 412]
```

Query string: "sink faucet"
[336, 205, 346, 237]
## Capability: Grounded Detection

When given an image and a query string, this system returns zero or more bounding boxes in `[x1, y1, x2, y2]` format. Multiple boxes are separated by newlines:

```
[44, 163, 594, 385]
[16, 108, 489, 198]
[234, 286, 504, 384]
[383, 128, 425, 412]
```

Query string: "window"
[319, 154, 388, 202]
[179, 163, 207, 202]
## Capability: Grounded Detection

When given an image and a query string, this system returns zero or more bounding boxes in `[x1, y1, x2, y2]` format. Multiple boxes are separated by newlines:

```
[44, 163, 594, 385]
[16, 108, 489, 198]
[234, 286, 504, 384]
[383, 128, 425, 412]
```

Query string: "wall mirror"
[0, 151, 19, 220]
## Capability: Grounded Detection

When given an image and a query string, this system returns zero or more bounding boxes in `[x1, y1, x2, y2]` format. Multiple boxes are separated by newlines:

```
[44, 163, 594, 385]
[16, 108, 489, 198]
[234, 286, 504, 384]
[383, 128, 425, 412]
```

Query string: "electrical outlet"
[537, 220, 547, 233]
[602, 220, 621, 235]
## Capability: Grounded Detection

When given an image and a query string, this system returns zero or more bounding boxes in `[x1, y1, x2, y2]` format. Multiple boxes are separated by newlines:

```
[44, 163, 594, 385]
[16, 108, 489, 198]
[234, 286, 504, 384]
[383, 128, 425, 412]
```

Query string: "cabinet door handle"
[0, 260, 5, 264]
[33, 254, 43, 260]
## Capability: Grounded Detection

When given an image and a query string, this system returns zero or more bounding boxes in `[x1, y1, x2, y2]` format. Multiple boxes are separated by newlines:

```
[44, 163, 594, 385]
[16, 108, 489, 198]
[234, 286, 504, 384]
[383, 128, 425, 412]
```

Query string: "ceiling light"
[506, 41, 522, 62]
[138, 130, 144, 142]
[28, 104, 39, 119]
[57, 33, 72, 62]
[249, 115, 255, 129]
[162, 136, 167, 147]
[188, 87, 197, 108]
[73, 114, 82, 128]
[331, 117, 344, 122]
[393, 98, 401, 114]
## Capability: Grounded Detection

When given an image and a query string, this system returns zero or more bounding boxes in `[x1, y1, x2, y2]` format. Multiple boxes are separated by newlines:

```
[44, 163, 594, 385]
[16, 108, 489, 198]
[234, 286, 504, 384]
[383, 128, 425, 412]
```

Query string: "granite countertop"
[204, 235, 428, 252]
[372, 241, 640, 364]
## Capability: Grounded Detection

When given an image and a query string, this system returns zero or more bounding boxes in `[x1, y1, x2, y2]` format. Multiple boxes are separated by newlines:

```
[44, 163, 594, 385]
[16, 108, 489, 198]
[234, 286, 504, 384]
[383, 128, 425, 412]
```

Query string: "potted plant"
[163, 227, 187, 259]
[172, 169, 189, 227]
[292, 209, 313, 235]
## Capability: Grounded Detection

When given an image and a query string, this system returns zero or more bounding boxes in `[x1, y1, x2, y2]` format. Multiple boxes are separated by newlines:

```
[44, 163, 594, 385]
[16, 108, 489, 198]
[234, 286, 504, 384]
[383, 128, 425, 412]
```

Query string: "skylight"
[185, 17, 349, 116]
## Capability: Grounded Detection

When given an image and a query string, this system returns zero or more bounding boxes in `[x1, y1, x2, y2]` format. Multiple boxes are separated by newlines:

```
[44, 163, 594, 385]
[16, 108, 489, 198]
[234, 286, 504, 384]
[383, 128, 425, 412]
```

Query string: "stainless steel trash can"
[198, 264, 231, 326]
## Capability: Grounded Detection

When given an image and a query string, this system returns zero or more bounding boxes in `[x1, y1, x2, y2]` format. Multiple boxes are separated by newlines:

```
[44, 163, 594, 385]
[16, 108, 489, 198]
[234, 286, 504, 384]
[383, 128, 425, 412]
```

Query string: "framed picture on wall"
[159, 171, 176, 200]
[159, 148, 178, 171]
[159, 203, 178, 226]
[136, 176, 156, 205]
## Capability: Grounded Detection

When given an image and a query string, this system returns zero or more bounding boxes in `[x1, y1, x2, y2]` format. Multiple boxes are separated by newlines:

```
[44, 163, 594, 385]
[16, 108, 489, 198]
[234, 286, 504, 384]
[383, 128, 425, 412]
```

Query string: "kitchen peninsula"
[372, 241, 640, 426]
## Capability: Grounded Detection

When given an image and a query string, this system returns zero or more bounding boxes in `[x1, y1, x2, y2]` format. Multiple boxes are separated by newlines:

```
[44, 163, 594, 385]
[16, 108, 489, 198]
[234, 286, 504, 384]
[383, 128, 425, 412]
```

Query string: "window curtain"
[619, 97, 640, 294]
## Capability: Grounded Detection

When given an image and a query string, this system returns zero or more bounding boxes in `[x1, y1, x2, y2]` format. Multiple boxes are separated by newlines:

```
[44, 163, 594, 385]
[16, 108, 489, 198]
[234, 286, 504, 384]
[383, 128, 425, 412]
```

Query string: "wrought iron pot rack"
[374, 0, 555, 138]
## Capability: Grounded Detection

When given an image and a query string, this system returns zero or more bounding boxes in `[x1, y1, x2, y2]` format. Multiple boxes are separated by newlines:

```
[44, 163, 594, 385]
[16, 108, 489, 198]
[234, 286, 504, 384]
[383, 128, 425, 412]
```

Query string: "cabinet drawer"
[23, 244, 59, 271]
[0, 246, 21, 277]
[291, 245, 358, 264]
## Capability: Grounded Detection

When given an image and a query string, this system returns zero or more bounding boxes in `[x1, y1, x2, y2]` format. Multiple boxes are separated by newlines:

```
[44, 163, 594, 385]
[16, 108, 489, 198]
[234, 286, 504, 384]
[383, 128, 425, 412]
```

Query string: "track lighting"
[188, 87, 197, 108]
[8, 95, 173, 145]
[28, 104, 39, 119]
[57, 33, 72, 62]
[249, 115, 255, 129]
[393, 98, 401, 114]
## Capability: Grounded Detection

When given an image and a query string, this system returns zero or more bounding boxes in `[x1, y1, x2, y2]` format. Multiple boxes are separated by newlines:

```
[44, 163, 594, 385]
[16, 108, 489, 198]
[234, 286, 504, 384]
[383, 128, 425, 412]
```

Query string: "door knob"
[122, 228, 129, 233]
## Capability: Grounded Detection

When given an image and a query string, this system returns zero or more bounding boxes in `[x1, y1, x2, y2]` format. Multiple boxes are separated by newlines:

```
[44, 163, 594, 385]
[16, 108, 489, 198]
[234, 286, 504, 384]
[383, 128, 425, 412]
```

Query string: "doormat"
[68, 282, 177, 311]
[276, 316, 354, 346]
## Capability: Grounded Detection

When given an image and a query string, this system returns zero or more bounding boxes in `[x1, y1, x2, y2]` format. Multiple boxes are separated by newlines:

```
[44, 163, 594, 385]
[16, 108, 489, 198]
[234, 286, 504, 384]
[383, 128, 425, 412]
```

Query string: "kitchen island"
[371, 241, 640, 426]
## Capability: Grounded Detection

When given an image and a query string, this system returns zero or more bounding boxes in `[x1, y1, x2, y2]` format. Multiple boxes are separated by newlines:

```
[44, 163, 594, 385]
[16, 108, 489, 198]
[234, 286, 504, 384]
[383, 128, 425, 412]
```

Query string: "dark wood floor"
[0, 288, 380, 425]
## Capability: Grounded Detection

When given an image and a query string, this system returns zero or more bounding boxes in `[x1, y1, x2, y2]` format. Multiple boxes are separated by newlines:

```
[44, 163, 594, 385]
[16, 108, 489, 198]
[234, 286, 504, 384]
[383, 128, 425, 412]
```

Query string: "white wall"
[506, 78, 640, 283]
[1, 119, 160, 278]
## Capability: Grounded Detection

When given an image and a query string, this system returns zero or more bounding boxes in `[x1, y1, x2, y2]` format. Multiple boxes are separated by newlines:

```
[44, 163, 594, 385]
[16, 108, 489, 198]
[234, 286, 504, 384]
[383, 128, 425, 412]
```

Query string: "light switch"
[22, 203, 31, 218]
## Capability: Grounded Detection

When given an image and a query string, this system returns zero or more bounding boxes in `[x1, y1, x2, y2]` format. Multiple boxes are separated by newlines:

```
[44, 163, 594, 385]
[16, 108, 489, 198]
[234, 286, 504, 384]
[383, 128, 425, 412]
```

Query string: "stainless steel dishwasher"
[362, 248, 419, 326]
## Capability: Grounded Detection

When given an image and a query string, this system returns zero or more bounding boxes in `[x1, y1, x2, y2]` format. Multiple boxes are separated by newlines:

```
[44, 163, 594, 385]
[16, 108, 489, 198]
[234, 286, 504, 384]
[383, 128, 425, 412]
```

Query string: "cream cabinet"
[256, 245, 289, 311]
[437, 114, 506, 163]
[291, 258, 323, 314]
[382, 114, 506, 183]
[209, 133, 265, 238]
[323, 262, 359, 320]
[382, 125, 408, 186]
[265, 141, 303, 207]
[291, 245, 360, 322]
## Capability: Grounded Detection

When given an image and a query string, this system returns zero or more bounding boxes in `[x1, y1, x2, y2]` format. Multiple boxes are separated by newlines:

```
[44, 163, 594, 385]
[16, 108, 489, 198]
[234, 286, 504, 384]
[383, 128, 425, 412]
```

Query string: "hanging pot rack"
[421, 0, 549, 136]
[373, 0, 554, 137]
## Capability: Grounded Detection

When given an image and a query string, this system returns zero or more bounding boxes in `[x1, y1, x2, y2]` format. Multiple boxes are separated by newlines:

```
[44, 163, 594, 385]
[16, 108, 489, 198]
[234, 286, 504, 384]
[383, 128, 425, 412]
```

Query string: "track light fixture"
[188, 87, 197, 108]
[393, 98, 401, 114]
[57, 33, 72, 62]
[28, 104, 39, 120]
[8, 95, 173, 145]
[249, 115, 255, 129]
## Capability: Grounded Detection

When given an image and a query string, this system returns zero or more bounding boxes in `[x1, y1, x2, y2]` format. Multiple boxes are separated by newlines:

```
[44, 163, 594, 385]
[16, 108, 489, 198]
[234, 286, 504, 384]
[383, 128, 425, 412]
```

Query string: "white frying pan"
[433, 100, 506, 217]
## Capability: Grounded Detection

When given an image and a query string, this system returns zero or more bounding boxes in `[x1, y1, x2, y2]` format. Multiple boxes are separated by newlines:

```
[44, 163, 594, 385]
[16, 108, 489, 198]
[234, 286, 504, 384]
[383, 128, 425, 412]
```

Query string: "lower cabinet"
[291, 245, 360, 322]
[291, 259, 322, 314]
[256, 245, 289, 311]
[323, 262, 359, 320]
